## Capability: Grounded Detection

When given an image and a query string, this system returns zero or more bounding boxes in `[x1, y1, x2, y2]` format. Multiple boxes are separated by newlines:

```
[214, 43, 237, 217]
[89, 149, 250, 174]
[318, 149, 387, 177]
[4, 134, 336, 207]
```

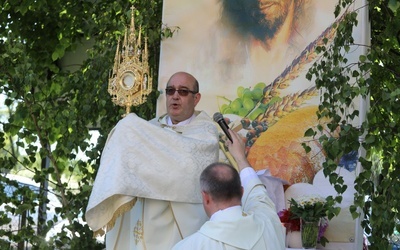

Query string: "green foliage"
[0, 0, 163, 248]
[307, 0, 400, 249]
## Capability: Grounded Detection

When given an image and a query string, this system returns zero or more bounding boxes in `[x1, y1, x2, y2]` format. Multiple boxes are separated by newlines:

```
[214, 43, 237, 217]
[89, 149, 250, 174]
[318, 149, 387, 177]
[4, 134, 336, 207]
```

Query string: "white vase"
[287, 230, 302, 248]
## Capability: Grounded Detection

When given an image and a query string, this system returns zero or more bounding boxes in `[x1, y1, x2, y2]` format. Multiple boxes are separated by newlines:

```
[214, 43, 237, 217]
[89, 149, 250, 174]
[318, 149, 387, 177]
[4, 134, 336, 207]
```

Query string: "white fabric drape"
[86, 111, 219, 235]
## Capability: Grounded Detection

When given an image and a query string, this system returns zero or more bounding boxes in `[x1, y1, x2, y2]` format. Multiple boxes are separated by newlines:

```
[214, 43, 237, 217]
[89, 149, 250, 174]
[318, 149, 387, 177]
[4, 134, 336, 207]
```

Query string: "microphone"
[213, 112, 233, 142]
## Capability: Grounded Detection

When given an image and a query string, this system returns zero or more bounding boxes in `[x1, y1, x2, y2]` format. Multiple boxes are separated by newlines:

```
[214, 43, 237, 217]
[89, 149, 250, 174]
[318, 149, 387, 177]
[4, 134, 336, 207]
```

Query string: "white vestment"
[172, 168, 286, 250]
[86, 111, 219, 250]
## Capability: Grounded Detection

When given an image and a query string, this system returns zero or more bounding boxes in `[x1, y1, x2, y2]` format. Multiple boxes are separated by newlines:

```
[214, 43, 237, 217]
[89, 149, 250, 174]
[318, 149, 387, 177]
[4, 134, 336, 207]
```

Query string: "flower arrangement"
[288, 194, 333, 247]
[288, 195, 329, 222]
[278, 208, 300, 231]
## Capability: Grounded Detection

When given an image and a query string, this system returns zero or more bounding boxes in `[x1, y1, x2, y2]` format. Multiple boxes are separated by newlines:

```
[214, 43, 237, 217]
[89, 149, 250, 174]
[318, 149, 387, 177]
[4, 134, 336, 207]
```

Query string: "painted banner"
[157, 0, 369, 248]
[158, 0, 343, 182]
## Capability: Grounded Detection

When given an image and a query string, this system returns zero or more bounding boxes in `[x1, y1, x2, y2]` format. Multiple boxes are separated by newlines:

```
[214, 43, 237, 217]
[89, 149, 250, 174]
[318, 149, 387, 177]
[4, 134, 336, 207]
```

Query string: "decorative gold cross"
[133, 219, 144, 245]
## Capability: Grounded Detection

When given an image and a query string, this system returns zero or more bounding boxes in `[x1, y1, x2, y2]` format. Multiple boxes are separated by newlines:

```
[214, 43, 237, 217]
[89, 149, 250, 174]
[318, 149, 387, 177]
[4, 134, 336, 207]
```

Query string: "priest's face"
[165, 72, 201, 124]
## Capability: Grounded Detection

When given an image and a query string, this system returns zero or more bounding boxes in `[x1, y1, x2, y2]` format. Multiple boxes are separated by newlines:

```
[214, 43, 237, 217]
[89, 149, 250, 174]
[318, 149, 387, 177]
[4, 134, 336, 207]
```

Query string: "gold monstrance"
[108, 6, 152, 116]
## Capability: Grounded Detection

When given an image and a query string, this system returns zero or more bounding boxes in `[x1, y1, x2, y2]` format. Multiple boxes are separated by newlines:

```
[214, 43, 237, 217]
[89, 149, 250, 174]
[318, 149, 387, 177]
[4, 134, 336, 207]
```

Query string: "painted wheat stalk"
[265, 13, 345, 101]
[246, 12, 347, 124]
[255, 86, 318, 126]
[239, 11, 348, 152]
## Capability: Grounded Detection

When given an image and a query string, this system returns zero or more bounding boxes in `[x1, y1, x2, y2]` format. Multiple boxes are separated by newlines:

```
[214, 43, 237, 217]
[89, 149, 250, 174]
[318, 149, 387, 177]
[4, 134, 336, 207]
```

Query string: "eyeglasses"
[165, 88, 198, 96]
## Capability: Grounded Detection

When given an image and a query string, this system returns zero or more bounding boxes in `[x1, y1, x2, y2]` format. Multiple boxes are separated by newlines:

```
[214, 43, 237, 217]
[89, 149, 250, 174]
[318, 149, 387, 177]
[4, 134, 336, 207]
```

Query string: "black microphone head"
[213, 112, 224, 122]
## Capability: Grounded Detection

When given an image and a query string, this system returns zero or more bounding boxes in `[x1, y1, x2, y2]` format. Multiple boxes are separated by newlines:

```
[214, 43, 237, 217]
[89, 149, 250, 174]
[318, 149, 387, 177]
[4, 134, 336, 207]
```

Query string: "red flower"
[278, 209, 301, 231]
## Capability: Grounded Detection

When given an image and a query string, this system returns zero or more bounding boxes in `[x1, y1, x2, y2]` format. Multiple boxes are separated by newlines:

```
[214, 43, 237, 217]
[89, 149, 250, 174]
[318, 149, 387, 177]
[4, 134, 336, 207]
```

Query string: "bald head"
[167, 72, 199, 93]
[200, 162, 242, 203]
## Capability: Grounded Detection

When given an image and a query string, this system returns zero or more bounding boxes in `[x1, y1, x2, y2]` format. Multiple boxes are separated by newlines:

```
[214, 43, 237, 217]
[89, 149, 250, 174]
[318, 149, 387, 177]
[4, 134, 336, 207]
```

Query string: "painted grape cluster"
[240, 117, 268, 148]
[220, 82, 267, 120]
[219, 82, 272, 150]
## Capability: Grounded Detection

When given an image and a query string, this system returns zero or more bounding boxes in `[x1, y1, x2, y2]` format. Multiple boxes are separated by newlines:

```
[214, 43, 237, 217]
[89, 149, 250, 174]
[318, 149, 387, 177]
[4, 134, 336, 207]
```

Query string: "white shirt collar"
[166, 113, 196, 126]
[209, 205, 242, 221]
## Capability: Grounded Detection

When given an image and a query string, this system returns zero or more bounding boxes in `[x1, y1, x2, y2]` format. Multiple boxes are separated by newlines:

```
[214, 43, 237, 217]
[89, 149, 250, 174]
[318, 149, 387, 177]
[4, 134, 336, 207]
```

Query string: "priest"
[86, 71, 220, 249]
